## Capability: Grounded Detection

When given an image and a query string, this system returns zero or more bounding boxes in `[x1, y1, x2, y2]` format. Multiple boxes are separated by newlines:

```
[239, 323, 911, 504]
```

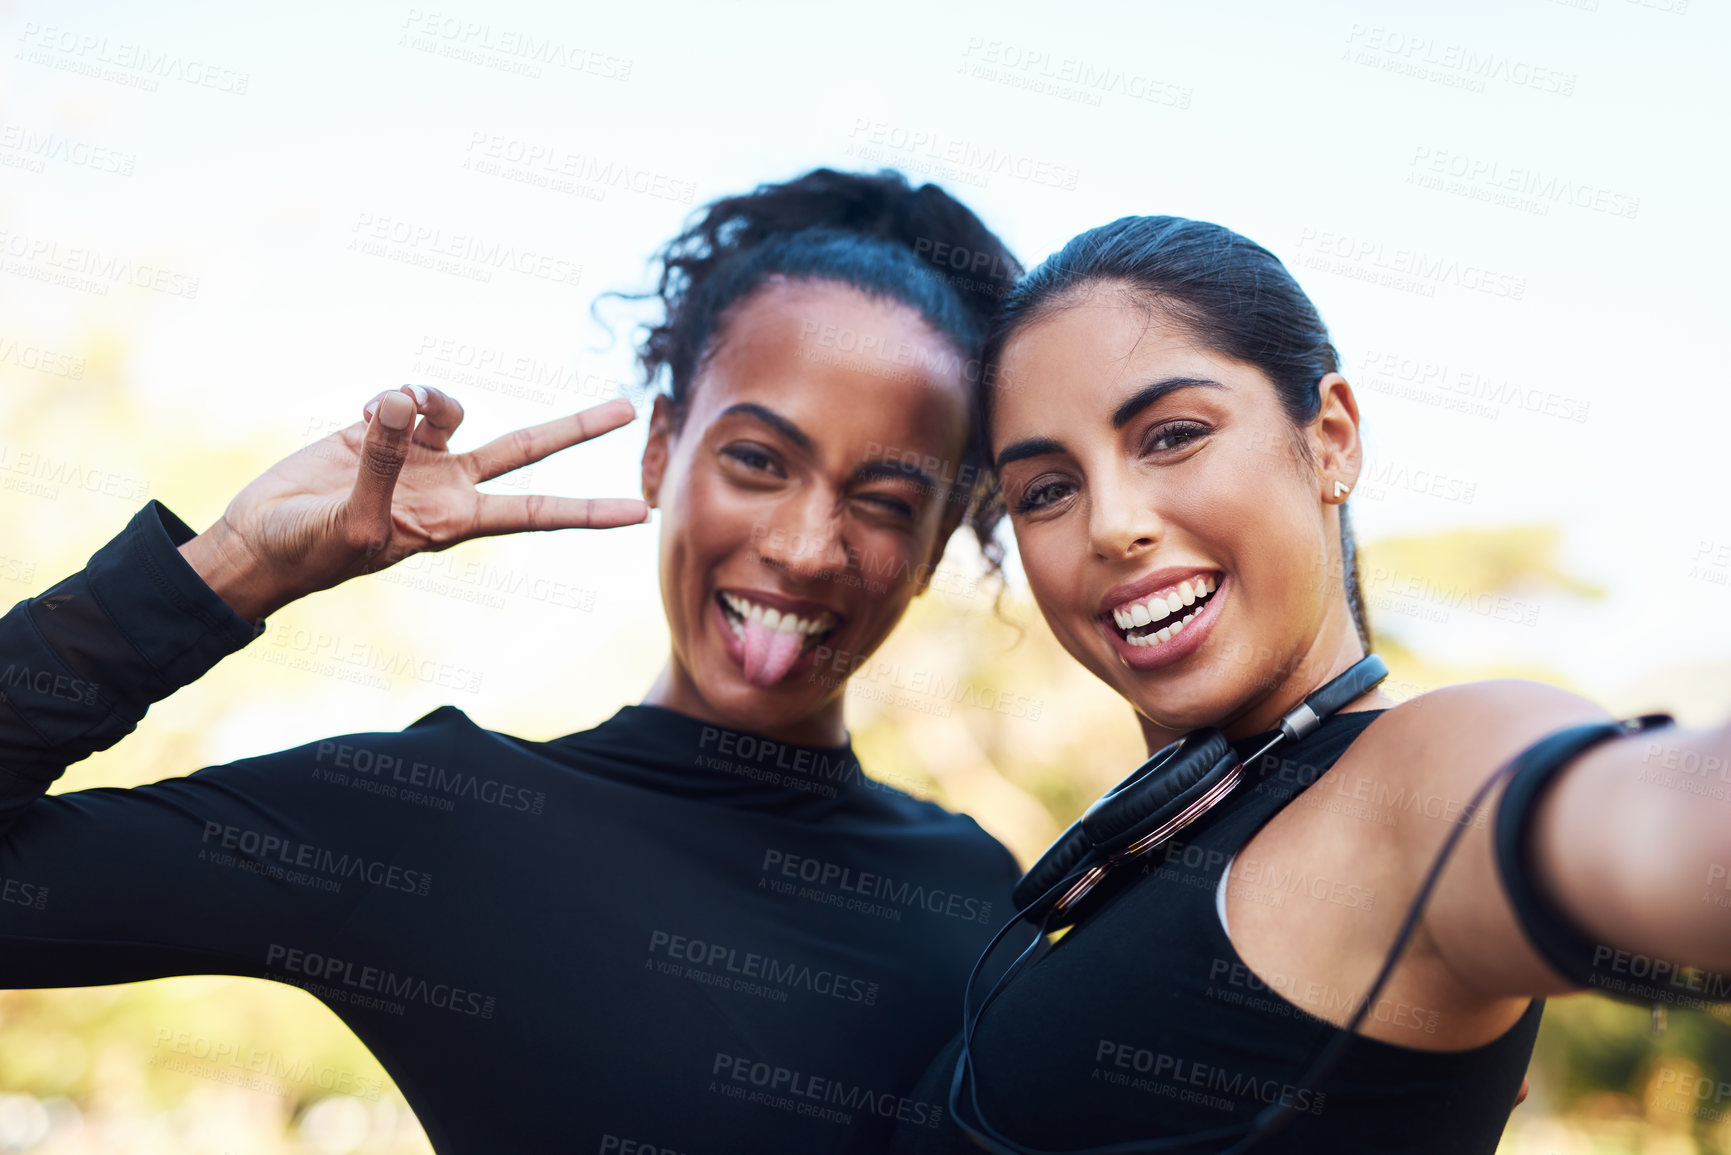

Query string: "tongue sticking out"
[741, 618, 808, 687]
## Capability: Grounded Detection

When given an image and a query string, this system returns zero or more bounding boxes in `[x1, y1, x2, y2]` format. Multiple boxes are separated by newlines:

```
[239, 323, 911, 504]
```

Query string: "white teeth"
[1112, 575, 1221, 647]
[722, 593, 836, 638]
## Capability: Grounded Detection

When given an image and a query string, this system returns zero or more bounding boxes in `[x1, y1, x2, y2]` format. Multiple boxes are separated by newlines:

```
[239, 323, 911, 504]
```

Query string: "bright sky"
[3, 0, 1727, 756]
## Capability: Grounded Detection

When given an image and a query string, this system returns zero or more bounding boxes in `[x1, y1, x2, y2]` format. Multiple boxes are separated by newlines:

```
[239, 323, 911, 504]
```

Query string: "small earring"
[1333, 481, 1351, 499]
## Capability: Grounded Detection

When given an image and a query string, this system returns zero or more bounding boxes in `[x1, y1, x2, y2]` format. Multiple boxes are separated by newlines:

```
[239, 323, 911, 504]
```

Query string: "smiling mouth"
[1107, 575, 1220, 649]
[717, 592, 841, 686]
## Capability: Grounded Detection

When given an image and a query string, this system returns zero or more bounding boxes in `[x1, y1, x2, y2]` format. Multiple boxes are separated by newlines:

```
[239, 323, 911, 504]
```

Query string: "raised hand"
[178, 387, 650, 621]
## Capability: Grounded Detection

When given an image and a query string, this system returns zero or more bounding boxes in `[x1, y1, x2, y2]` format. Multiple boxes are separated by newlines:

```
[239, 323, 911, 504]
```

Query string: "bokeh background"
[3, 0, 1729, 1150]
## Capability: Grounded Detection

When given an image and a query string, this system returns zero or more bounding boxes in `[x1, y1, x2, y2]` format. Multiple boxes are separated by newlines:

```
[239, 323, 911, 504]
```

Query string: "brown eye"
[721, 444, 783, 476]
[1143, 421, 1210, 454]
[1013, 477, 1075, 514]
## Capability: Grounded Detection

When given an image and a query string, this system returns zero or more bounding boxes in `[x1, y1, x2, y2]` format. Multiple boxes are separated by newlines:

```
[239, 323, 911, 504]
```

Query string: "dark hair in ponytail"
[623, 167, 1022, 570]
[978, 216, 1372, 649]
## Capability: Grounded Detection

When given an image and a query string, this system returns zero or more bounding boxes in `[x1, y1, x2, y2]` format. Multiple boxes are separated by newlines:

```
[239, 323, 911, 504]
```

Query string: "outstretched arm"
[1387, 681, 1731, 1001]
[0, 389, 646, 984]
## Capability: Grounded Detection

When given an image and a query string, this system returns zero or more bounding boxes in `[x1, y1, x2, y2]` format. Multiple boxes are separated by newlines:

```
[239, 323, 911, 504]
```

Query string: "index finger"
[461, 398, 639, 483]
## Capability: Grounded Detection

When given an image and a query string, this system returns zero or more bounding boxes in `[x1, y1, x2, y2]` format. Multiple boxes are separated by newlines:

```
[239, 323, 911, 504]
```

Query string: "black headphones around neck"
[1012, 655, 1391, 931]
[951, 655, 1398, 1155]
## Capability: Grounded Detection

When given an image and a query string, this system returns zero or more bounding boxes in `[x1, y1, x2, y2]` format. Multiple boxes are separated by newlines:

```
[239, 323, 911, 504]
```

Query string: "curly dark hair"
[614, 167, 1022, 573]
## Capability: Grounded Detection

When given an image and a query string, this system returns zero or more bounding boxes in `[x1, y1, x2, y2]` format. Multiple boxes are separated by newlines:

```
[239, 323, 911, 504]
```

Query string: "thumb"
[347, 389, 416, 556]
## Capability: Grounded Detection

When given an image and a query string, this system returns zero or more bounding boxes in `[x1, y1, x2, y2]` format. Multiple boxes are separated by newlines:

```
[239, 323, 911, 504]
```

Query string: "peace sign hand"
[179, 387, 649, 622]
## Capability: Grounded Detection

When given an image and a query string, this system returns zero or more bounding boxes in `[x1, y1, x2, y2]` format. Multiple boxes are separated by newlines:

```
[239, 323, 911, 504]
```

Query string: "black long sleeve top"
[0, 502, 1021, 1155]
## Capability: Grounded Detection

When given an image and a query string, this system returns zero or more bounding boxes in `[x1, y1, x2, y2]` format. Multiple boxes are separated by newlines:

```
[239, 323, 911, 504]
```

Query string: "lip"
[713, 590, 846, 689]
[1098, 566, 1224, 617]
[1100, 573, 1230, 672]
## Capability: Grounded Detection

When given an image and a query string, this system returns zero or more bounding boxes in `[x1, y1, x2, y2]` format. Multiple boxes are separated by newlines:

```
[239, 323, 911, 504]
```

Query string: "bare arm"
[1388, 681, 1731, 1000]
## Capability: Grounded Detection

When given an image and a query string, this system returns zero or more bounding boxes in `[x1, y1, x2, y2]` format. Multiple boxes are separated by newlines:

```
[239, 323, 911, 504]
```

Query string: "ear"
[640, 395, 675, 508]
[1311, 373, 1363, 506]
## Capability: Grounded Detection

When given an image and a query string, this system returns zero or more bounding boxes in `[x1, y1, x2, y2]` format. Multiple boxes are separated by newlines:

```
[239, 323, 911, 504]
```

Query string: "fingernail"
[379, 391, 413, 430]
[405, 384, 428, 407]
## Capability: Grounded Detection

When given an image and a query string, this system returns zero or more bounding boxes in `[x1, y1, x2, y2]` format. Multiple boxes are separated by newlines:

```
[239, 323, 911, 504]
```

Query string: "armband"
[1495, 714, 1731, 1005]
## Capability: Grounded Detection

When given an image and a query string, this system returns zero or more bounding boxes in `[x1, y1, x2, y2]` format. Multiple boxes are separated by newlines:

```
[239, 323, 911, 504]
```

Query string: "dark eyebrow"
[994, 437, 1067, 472]
[1112, 376, 1227, 429]
[993, 377, 1227, 470]
[854, 459, 939, 496]
[716, 402, 812, 452]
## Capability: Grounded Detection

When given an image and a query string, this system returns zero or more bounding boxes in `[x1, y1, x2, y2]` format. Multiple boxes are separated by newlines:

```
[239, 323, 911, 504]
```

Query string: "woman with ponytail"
[890, 216, 1731, 1154]
[0, 168, 1023, 1155]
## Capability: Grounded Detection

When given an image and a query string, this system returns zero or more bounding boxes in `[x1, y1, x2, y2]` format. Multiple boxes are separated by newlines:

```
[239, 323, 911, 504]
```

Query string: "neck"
[642, 659, 850, 747]
[1136, 618, 1393, 754]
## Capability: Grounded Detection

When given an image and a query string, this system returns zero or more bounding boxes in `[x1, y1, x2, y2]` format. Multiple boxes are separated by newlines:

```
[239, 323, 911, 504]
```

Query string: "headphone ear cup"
[1012, 821, 1096, 914]
[1080, 729, 1236, 851]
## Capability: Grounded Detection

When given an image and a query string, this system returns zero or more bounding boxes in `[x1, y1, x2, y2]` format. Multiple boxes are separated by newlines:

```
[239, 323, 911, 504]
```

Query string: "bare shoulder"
[1349, 679, 1614, 798]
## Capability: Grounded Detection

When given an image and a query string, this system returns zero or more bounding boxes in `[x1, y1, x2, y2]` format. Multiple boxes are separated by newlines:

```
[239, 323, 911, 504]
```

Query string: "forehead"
[992, 286, 1259, 443]
[687, 279, 972, 453]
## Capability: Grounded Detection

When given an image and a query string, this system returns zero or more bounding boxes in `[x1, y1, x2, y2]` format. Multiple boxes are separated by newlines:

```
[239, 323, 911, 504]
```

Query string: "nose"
[1089, 472, 1163, 562]
[755, 490, 851, 583]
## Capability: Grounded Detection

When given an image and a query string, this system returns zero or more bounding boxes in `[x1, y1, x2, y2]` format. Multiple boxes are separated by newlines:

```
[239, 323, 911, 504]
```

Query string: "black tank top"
[890, 709, 1543, 1154]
